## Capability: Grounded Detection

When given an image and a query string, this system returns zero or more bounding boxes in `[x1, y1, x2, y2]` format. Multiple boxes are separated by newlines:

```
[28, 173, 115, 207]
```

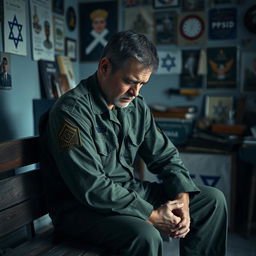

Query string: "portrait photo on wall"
[52, 0, 64, 15]
[154, 11, 177, 45]
[79, 1, 118, 62]
[153, 0, 179, 9]
[0, 52, 12, 90]
[207, 47, 237, 89]
[241, 51, 256, 92]
[181, 0, 205, 12]
[180, 50, 203, 88]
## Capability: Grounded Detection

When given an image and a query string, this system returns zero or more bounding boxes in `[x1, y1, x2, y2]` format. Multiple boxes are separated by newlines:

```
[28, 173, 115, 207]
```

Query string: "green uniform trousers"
[56, 184, 227, 256]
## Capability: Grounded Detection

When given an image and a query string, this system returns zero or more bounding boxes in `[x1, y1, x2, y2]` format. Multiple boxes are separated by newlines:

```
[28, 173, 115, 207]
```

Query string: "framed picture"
[207, 47, 237, 89]
[154, 11, 177, 44]
[153, 0, 179, 9]
[65, 38, 77, 62]
[0, 52, 12, 90]
[52, 0, 64, 15]
[205, 96, 234, 123]
[124, 6, 154, 42]
[181, 0, 204, 12]
[241, 51, 256, 92]
[66, 6, 76, 31]
[208, 8, 237, 40]
[180, 49, 203, 88]
[53, 17, 65, 52]
[79, 1, 118, 62]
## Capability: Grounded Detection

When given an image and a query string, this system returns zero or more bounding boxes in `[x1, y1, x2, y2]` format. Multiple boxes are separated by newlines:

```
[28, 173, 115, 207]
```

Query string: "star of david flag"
[4, 0, 27, 56]
[157, 51, 182, 75]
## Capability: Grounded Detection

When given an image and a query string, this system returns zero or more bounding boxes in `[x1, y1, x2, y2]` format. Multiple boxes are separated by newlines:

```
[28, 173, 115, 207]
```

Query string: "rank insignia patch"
[58, 120, 82, 151]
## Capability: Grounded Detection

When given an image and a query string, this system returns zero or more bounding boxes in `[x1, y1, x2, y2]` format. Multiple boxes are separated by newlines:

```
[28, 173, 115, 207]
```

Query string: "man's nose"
[130, 84, 140, 97]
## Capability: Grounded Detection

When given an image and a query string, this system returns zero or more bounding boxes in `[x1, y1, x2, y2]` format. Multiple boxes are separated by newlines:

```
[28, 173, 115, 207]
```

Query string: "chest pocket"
[123, 132, 144, 165]
[94, 133, 118, 168]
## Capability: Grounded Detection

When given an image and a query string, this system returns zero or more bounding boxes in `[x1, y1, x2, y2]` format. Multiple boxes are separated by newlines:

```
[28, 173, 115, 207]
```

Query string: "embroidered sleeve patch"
[58, 120, 82, 151]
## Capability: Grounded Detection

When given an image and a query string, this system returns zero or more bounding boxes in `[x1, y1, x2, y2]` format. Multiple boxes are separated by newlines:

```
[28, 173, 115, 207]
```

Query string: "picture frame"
[53, 17, 65, 52]
[181, 0, 205, 12]
[52, 0, 64, 15]
[207, 47, 237, 89]
[205, 95, 234, 123]
[154, 11, 177, 44]
[241, 51, 256, 92]
[79, 1, 118, 62]
[66, 6, 76, 31]
[65, 37, 77, 62]
[153, 0, 179, 9]
[0, 52, 12, 90]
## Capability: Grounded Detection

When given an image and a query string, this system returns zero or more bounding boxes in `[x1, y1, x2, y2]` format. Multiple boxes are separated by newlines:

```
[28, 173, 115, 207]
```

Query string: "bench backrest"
[0, 136, 48, 238]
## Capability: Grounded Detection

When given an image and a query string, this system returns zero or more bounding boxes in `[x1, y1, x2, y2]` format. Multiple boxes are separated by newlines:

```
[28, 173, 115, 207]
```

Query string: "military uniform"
[40, 73, 227, 256]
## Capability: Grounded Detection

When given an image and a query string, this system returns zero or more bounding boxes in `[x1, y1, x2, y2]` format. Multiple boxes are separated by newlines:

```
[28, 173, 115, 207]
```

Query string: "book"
[56, 74, 70, 95]
[38, 60, 59, 99]
[56, 55, 76, 89]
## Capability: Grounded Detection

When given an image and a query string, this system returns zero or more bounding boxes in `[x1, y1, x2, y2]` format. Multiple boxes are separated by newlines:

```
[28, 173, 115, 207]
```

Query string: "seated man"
[39, 31, 227, 256]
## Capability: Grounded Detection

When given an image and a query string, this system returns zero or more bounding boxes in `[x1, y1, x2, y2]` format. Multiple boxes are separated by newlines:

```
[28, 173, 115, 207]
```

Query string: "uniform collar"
[87, 73, 136, 115]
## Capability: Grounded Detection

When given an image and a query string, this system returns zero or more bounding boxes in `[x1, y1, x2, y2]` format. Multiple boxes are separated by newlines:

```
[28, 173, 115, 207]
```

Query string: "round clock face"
[180, 15, 204, 40]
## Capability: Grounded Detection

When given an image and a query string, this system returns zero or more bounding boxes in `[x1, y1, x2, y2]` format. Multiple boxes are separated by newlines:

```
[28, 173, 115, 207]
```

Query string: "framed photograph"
[124, 6, 154, 42]
[66, 6, 76, 31]
[79, 1, 118, 62]
[53, 17, 65, 52]
[154, 11, 177, 44]
[153, 0, 179, 9]
[180, 50, 203, 88]
[205, 96, 234, 123]
[52, 0, 64, 15]
[181, 0, 204, 12]
[65, 38, 77, 62]
[207, 47, 237, 89]
[0, 52, 12, 90]
[241, 51, 256, 92]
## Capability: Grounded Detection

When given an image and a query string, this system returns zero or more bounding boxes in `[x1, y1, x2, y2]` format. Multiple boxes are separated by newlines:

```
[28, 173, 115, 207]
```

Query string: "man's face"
[92, 17, 106, 34]
[100, 58, 152, 109]
[2, 59, 8, 73]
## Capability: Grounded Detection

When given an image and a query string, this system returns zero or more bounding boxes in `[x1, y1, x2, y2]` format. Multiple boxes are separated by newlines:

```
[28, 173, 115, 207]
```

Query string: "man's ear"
[99, 58, 111, 75]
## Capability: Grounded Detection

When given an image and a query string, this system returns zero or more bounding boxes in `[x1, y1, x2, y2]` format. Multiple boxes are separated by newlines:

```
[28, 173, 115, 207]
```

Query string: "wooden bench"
[0, 136, 113, 256]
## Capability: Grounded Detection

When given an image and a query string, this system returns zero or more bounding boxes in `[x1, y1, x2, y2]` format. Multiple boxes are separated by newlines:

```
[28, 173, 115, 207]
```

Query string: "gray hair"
[101, 30, 159, 73]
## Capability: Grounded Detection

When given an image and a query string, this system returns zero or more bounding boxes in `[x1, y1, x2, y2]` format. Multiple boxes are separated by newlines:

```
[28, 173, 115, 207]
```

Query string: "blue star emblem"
[8, 15, 23, 48]
[161, 53, 176, 72]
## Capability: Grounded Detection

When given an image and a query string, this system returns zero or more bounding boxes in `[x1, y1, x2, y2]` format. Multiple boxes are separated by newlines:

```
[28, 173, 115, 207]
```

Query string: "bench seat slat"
[0, 170, 44, 211]
[0, 137, 39, 173]
[0, 197, 47, 237]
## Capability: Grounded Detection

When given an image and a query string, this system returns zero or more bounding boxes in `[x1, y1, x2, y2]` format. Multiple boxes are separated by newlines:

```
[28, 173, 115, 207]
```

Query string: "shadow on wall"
[0, 94, 15, 142]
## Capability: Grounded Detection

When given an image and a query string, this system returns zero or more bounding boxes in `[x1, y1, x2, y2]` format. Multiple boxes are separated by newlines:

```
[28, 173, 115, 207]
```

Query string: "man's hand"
[147, 200, 184, 235]
[171, 193, 190, 239]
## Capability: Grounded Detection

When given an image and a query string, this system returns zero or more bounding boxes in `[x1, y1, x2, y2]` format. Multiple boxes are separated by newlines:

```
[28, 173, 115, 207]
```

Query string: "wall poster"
[154, 11, 177, 45]
[79, 1, 118, 62]
[241, 51, 256, 92]
[207, 47, 237, 89]
[0, 52, 12, 89]
[4, 0, 27, 56]
[30, 0, 54, 61]
[209, 8, 237, 40]
[180, 50, 203, 88]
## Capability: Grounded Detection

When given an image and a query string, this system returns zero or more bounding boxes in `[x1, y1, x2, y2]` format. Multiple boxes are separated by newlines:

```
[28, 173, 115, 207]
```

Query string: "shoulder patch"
[58, 120, 82, 151]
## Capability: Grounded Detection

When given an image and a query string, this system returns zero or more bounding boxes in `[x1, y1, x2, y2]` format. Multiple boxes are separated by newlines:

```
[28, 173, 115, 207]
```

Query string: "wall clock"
[244, 5, 256, 34]
[180, 15, 205, 40]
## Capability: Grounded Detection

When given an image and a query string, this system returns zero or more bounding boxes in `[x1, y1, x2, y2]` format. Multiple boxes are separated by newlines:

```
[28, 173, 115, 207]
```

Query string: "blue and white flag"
[157, 51, 182, 74]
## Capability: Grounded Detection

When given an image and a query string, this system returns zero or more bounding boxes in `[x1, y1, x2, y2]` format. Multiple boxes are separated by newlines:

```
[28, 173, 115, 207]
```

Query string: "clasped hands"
[147, 193, 190, 238]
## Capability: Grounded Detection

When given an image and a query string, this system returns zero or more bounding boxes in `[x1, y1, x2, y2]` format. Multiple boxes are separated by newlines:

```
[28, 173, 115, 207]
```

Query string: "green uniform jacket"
[39, 73, 200, 228]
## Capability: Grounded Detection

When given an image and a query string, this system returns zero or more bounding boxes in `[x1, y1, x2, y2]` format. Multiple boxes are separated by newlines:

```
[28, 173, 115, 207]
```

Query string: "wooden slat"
[0, 197, 47, 237]
[0, 136, 39, 173]
[0, 170, 44, 211]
